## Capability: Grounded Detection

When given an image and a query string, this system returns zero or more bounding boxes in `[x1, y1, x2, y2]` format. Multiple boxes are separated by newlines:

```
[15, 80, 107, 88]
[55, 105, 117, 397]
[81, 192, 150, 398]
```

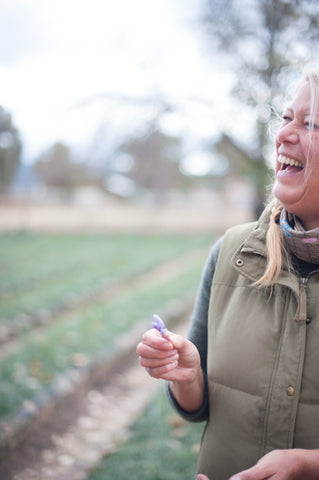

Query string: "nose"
[276, 121, 299, 145]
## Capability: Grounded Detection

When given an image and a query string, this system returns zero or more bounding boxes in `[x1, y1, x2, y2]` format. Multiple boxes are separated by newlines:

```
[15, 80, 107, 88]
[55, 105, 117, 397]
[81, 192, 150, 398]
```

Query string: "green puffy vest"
[197, 209, 319, 480]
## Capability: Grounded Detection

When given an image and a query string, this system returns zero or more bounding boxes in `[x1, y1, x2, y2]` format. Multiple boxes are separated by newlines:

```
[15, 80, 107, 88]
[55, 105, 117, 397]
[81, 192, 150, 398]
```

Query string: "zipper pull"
[295, 277, 308, 323]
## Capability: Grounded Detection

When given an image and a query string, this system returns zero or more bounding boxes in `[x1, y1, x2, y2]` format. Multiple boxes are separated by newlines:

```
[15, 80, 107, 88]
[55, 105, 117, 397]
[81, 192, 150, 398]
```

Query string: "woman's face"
[274, 80, 319, 230]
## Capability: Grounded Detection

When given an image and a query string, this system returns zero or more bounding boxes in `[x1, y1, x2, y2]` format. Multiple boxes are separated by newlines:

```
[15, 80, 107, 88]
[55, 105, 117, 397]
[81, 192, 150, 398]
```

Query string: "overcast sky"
[0, 0, 239, 171]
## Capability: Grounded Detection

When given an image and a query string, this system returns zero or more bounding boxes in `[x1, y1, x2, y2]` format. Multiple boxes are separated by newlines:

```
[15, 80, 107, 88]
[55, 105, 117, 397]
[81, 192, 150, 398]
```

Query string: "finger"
[139, 351, 179, 368]
[136, 341, 177, 359]
[146, 360, 179, 379]
[197, 475, 210, 480]
[142, 329, 175, 350]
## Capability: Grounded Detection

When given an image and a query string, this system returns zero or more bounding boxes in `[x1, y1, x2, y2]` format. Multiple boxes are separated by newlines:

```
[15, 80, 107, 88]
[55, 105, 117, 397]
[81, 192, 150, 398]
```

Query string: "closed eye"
[305, 122, 319, 130]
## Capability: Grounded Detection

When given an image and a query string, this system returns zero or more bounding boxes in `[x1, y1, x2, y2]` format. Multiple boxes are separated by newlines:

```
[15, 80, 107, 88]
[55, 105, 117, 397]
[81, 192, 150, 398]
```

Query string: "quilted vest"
[197, 209, 319, 480]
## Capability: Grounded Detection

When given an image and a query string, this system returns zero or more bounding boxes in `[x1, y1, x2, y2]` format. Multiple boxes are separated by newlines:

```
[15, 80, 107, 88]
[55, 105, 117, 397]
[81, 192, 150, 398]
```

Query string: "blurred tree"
[120, 126, 186, 199]
[0, 106, 21, 196]
[35, 142, 95, 200]
[203, 0, 319, 216]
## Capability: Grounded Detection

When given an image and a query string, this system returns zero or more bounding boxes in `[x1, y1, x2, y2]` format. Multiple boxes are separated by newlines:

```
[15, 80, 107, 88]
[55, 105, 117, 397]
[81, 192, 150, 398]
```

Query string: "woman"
[136, 64, 319, 480]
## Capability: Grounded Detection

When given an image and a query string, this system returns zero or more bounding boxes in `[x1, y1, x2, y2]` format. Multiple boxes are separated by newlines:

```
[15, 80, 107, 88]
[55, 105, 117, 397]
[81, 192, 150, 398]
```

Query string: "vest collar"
[231, 206, 299, 293]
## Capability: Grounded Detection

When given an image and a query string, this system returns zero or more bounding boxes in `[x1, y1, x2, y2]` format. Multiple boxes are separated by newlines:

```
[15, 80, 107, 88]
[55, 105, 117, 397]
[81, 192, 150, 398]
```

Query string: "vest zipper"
[295, 277, 308, 323]
[287, 276, 308, 447]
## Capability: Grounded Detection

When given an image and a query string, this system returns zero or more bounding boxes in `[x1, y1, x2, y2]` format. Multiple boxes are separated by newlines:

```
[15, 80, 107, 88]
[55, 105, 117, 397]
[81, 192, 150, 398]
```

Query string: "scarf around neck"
[279, 208, 319, 263]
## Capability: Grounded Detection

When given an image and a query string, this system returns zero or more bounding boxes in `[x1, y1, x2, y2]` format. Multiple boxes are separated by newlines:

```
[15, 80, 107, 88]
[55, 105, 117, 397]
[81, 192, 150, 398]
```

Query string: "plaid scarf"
[280, 208, 319, 263]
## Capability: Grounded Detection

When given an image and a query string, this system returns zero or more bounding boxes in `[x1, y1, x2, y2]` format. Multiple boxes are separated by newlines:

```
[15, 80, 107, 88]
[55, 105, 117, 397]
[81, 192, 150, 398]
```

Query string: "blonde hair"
[254, 198, 285, 287]
[255, 63, 319, 287]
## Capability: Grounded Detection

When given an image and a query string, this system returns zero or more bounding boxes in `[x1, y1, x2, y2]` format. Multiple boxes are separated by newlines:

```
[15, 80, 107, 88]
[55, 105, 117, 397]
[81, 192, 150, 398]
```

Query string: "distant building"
[11, 163, 45, 201]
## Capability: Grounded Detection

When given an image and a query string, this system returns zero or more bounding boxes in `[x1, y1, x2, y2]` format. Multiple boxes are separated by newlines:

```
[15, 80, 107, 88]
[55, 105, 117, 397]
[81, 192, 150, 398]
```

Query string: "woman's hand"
[229, 449, 319, 480]
[136, 328, 200, 383]
[137, 328, 204, 412]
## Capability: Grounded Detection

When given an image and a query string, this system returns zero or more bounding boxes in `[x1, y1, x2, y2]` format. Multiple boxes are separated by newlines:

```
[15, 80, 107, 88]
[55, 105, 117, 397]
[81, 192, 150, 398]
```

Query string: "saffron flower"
[152, 314, 171, 341]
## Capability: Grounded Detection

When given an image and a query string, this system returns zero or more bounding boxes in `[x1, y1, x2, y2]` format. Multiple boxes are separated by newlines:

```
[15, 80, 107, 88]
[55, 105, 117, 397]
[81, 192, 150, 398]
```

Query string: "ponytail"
[254, 199, 286, 287]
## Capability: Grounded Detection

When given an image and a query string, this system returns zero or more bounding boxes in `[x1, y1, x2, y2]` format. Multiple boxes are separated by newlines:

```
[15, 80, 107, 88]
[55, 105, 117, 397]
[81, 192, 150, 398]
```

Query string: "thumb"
[169, 333, 199, 363]
[229, 468, 257, 480]
[197, 475, 210, 480]
[167, 332, 188, 350]
[229, 463, 266, 480]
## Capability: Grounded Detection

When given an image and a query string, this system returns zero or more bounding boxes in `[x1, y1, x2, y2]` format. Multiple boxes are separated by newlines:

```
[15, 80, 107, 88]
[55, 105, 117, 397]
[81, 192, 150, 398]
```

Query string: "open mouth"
[278, 155, 304, 173]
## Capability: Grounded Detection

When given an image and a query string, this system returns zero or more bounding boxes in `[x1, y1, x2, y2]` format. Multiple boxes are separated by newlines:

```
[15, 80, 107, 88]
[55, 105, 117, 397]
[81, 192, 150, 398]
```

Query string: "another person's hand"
[137, 328, 201, 384]
[229, 449, 319, 480]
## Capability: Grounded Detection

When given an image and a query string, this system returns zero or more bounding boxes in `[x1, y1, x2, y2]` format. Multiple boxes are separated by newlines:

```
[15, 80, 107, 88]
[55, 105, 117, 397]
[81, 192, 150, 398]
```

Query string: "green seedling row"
[0, 233, 212, 323]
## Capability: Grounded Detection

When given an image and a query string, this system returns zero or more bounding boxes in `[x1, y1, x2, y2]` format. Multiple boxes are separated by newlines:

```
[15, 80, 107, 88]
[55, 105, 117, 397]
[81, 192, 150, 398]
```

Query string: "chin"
[273, 184, 303, 212]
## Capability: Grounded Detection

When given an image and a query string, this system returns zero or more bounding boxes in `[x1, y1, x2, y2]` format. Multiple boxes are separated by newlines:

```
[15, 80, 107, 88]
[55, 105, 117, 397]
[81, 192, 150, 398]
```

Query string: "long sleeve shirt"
[166, 236, 223, 422]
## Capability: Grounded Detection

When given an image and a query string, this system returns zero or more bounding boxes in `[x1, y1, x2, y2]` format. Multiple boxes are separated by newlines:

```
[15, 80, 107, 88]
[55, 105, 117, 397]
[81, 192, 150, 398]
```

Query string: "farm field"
[0, 232, 211, 324]
[0, 231, 215, 478]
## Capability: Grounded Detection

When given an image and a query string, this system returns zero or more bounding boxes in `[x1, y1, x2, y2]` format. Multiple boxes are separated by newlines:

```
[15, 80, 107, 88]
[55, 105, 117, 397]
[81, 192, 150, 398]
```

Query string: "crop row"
[0, 233, 212, 338]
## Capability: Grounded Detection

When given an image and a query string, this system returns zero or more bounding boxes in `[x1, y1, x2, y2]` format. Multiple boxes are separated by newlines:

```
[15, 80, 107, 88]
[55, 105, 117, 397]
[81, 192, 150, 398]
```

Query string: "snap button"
[306, 317, 312, 324]
[235, 258, 244, 267]
[286, 386, 295, 396]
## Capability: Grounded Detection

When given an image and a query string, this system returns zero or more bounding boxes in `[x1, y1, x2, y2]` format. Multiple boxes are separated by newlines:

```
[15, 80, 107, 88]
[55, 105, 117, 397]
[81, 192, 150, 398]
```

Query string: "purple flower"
[152, 314, 170, 341]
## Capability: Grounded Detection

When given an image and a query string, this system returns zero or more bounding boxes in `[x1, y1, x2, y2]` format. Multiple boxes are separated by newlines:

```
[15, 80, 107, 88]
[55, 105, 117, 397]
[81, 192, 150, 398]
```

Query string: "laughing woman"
[137, 64, 319, 480]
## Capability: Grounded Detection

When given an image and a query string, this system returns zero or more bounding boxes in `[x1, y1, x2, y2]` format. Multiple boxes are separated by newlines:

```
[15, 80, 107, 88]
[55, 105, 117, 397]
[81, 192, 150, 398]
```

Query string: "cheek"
[274, 140, 281, 173]
[304, 165, 319, 204]
[305, 133, 319, 158]
[275, 134, 281, 151]
[306, 148, 319, 177]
